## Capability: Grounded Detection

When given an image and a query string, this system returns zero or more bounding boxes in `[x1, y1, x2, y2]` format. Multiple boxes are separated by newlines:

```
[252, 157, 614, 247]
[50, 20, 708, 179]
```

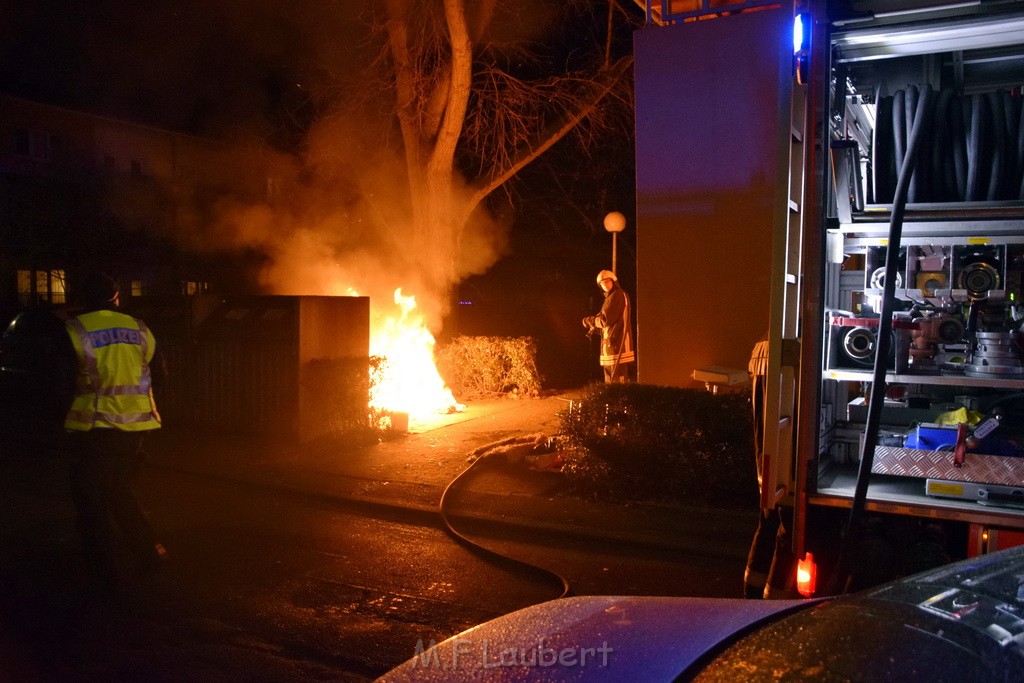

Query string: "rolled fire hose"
[891, 88, 906, 200]
[931, 88, 954, 199]
[951, 94, 967, 200]
[966, 93, 984, 201]
[906, 85, 923, 203]
[832, 85, 934, 596]
[871, 87, 1024, 202]
[987, 91, 1005, 201]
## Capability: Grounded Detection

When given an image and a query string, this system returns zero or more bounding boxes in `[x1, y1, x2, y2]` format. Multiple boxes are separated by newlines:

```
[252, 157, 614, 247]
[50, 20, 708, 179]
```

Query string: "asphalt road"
[1, 448, 746, 681]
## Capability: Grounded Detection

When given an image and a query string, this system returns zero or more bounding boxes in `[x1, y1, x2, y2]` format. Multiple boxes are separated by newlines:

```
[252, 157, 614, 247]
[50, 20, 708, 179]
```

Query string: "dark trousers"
[68, 429, 159, 590]
[745, 361, 795, 597]
[744, 505, 794, 598]
[603, 362, 634, 383]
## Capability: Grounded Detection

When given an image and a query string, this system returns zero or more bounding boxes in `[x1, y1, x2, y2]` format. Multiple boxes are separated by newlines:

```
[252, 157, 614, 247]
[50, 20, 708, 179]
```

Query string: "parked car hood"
[379, 595, 808, 682]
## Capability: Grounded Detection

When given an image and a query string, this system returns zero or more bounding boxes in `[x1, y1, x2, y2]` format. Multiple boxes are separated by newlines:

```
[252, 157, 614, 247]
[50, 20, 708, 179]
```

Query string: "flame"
[369, 288, 462, 418]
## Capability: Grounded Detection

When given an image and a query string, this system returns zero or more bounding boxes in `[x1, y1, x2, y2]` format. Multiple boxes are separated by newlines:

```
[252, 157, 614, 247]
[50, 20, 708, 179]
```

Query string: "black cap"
[82, 272, 120, 308]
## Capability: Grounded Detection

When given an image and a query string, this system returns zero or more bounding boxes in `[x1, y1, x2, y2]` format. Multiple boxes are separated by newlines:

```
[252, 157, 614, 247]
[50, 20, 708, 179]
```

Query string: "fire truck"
[632, 0, 1024, 594]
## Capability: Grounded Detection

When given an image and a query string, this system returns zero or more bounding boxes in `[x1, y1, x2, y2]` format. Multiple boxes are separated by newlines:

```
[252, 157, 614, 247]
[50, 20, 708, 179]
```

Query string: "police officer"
[582, 269, 635, 383]
[65, 272, 166, 595]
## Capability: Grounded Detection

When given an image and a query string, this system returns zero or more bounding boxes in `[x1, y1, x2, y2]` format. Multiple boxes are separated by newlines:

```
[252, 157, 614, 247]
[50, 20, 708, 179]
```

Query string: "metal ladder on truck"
[761, 9, 820, 573]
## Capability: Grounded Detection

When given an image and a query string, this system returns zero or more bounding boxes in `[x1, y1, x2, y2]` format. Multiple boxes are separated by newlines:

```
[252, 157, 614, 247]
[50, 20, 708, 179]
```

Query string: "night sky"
[0, 0, 379, 142]
[0, 1, 633, 139]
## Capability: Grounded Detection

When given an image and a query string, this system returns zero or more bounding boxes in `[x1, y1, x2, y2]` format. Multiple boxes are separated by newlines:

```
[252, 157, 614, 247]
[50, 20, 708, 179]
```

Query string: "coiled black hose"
[871, 94, 893, 204]
[931, 88, 955, 198]
[987, 91, 1005, 201]
[966, 93, 984, 201]
[892, 88, 906, 198]
[872, 87, 1024, 203]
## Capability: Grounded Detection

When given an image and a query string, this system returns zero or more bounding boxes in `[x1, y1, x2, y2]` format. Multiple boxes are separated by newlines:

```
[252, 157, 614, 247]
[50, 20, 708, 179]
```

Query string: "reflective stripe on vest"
[64, 313, 161, 432]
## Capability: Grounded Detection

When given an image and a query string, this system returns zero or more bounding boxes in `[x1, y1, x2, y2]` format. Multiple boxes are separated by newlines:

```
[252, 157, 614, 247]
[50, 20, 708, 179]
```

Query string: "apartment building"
[0, 93, 282, 317]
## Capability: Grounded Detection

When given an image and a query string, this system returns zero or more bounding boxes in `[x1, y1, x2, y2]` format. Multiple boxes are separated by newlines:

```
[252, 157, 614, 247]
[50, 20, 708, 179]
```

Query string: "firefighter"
[743, 334, 794, 598]
[64, 272, 166, 595]
[582, 269, 635, 383]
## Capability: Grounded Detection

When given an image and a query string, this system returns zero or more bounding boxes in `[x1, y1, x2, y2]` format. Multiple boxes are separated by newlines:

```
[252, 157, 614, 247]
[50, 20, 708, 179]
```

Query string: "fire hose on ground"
[438, 434, 572, 599]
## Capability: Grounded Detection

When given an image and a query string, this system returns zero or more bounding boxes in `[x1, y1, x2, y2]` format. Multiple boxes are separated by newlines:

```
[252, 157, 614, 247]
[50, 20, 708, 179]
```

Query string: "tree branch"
[427, 0, 474, 180]
[463, 55, 633, 220]
[383, 0, 426, 192]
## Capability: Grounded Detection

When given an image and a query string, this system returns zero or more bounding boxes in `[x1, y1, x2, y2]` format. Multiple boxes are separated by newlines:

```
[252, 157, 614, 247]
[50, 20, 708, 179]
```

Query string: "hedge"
[436, 335, 542, 400]
[558, 383, 759, 508]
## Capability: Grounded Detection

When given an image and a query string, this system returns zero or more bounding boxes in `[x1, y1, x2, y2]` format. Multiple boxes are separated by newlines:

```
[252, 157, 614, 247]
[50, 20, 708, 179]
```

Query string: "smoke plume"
[194, 113, 511, 334]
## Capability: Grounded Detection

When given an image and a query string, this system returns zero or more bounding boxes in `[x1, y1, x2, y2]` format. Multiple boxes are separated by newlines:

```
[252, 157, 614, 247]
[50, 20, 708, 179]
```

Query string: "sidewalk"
[143, 393, 757, 561]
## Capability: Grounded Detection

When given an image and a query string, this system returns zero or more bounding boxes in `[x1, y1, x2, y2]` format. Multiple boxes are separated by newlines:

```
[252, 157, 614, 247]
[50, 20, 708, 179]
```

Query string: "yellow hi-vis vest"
[64, 309, 162, 432]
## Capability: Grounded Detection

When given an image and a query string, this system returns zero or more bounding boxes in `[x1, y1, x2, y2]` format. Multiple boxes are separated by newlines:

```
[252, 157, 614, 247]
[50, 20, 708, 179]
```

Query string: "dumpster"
[188, 295, 369, 441]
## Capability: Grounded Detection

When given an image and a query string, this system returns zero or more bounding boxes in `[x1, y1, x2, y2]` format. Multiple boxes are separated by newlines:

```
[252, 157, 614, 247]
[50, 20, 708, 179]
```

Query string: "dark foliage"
[558, 383, 758, 508]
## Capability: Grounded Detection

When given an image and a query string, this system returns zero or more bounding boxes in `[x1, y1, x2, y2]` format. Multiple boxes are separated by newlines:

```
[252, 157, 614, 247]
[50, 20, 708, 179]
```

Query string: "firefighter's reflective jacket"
[64, 309, 161, 432]
[595, 285, 635, 368]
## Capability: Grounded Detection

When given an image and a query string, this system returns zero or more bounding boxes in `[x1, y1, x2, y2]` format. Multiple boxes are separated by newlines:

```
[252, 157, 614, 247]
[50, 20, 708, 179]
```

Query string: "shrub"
[436, 336, 543, 400]
[558, 383, 758, 508]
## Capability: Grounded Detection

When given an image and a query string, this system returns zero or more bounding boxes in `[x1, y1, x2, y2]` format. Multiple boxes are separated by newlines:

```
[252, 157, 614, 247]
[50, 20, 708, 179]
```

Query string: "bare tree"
[352, 0, 637, 287]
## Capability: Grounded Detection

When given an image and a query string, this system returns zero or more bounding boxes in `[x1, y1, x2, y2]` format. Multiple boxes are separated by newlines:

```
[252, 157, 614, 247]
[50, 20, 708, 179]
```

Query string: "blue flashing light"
[793, 13, 808, 55]
[793, 12, 811, 85]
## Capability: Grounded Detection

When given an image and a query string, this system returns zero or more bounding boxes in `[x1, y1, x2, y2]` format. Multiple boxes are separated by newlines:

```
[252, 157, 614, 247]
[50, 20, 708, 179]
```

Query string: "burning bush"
[435, 336, 542, 401]
[558, 383, 758, 508]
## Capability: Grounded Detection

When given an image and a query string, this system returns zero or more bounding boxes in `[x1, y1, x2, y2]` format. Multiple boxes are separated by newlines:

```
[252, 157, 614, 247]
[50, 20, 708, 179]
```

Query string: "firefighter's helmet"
[596, 269, 617, 284]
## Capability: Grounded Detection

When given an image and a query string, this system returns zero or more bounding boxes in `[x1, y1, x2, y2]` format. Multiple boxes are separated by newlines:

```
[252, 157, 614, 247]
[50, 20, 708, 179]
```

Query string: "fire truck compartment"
[813, 1, 1024, 526]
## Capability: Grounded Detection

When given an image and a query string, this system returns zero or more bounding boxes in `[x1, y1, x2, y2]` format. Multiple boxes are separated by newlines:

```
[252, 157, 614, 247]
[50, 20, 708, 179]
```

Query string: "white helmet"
[596, 269, 617, 284]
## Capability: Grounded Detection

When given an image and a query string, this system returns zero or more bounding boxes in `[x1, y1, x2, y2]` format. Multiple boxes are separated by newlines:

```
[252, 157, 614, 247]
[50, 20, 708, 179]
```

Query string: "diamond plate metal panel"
[873, 446, 1024, 486]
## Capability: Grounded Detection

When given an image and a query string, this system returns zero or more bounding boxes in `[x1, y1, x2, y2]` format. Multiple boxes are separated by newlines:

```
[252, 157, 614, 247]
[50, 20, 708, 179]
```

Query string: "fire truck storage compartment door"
[633, 5, 794, 388]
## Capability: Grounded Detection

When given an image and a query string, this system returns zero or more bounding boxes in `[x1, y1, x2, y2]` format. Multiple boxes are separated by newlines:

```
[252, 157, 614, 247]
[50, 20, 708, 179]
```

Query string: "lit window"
[50, 270, 66, 303]
[182, 280, 209, 296]
[16, 270, 31, 299]
[16, 269, 65, 305]
[131, 280, 144, 297]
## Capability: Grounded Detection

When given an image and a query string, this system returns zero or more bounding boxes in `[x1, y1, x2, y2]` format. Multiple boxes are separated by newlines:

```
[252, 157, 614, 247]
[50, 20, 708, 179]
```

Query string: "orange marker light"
[797, 553, 817, 597]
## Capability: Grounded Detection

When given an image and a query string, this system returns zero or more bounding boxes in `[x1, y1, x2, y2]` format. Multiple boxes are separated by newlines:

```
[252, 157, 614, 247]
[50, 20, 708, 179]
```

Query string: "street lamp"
[603, 211, 626, 274]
